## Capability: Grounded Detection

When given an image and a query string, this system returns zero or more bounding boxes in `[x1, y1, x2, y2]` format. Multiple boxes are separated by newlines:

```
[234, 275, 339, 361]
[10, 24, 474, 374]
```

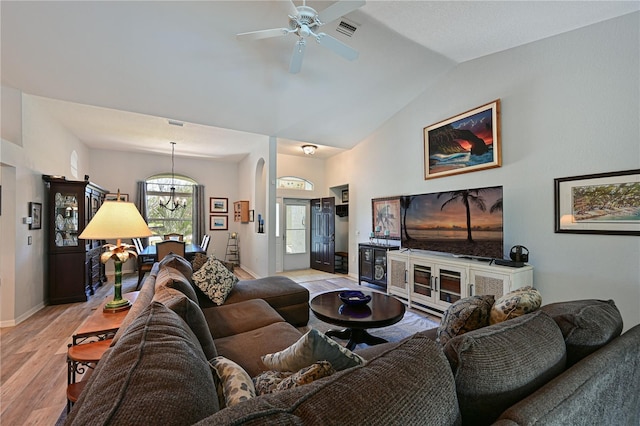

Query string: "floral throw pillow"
[253, 361, 335, 395]
[209, 356, 255, 408]
[490, 286, 542, 325]
[192, 257, 238, 305]
[436, 295, 495, 346]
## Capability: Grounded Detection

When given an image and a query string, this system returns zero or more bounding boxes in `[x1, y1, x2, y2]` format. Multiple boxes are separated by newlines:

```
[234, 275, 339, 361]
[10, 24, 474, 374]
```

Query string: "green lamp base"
[103, 298, 132, 313]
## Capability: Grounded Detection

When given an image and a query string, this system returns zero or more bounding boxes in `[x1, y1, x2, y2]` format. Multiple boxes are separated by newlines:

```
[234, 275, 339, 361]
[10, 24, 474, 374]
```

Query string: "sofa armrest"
[497, 324, 640, 425]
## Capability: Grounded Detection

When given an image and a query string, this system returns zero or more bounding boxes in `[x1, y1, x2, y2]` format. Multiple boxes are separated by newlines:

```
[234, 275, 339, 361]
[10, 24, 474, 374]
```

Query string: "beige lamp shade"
[79, 201, 152, 240]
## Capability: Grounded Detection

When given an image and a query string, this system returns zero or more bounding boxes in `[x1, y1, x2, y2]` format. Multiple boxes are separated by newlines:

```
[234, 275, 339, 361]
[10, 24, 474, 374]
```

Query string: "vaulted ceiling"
[2, 1, 638, 160]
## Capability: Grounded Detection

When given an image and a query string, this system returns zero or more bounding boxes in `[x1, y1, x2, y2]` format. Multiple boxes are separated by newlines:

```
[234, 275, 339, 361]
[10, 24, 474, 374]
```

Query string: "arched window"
[277, 176, 314, 191]
[145, 174, 196, 244]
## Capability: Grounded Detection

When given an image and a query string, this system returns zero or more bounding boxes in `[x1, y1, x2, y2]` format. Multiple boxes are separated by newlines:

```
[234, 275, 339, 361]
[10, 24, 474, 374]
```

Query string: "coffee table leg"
[326, 328, 388, 351]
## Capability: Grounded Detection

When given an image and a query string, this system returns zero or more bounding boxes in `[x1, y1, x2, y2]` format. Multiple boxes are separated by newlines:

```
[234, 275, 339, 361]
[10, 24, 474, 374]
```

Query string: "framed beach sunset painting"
[424, 100, 501, 179]
[555, 169, 640, 235]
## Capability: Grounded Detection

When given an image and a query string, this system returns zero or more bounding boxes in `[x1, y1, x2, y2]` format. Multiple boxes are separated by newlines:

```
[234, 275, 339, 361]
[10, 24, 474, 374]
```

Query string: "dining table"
[139, 243, 205, 262]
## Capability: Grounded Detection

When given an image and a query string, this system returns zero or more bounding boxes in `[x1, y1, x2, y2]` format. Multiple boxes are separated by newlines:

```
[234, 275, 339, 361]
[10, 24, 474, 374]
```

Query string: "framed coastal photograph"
[555, 169, 640, 235]
[424, 99, 501, 179]
[209, 197, 228, 213]
[106, 193, 129, 202]
[372, 197, 401, 239]
[210, 215, 228, 231]
[29, 202, 42, 230]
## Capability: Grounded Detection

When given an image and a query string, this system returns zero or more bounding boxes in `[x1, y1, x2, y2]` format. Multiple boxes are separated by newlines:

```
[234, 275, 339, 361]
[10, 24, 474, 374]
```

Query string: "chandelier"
[160, 142, 187, 212]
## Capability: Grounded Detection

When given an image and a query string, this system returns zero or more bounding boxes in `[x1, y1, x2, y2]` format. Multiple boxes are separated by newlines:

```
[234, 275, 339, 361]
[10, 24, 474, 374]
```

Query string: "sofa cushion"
[262, 328, 367, 372]
[437, 295, 494, 346]
[253, 361, 335, 395]
[490, 286, 542, 324]
[214, 322, 304, 377]
[202, 299, 285, 339]
[66, 302, 219, 426]
[155, 265, 199, 304]
[110, 268, 158, 347]
[541, 299, 623, 366]
[197, 332, 461, 425]
[444, 310, 566, 426]
[158, 253, 193, 280]
[209, 356, 256, 408]
[192, 257, 239, 305]
[153, 286, 217, 359]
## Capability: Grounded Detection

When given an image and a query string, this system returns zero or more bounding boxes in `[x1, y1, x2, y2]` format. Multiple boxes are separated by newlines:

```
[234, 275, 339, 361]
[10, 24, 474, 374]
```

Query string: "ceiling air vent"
[336, 19, 358, 37]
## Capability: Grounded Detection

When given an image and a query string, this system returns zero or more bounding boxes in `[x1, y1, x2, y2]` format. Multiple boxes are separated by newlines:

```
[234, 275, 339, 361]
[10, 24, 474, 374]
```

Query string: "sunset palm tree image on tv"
[400, 186, 504, 259]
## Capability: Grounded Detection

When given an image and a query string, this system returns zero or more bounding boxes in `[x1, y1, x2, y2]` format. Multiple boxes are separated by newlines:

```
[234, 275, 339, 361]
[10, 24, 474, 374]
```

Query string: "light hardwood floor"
[0, 268, 437, 425]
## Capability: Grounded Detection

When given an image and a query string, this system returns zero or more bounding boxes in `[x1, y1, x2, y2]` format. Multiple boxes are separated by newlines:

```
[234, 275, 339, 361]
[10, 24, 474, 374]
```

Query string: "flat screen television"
[400, 185, 504, 259]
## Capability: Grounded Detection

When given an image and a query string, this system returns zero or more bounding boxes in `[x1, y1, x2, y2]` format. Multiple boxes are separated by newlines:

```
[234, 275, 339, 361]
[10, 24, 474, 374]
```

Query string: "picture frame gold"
[424, 99, 501, 179]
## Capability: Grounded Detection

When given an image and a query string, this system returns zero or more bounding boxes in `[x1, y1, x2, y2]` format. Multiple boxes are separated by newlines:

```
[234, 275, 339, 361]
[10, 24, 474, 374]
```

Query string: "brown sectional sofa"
[66, 256, 640, 425]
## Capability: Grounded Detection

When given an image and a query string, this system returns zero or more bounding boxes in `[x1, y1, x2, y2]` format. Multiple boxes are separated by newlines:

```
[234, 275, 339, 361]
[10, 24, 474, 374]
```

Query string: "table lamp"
[79, 195, 152, 312]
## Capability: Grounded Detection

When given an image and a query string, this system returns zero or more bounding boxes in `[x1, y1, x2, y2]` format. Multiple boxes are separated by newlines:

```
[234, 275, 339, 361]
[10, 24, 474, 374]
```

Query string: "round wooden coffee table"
[310, 290, 406, 350]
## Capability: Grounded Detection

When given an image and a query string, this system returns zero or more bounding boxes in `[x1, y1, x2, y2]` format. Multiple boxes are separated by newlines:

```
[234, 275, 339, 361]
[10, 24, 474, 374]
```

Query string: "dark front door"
[310, 197, 335, 273]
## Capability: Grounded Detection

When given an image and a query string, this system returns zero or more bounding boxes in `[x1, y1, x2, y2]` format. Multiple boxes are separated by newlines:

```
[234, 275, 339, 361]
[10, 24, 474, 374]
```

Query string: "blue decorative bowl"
[339, 291, 371, 306]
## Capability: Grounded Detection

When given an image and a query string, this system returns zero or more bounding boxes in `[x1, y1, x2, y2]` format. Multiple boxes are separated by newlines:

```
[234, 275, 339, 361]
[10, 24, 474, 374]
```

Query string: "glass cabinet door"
[54, 192, 79, 247]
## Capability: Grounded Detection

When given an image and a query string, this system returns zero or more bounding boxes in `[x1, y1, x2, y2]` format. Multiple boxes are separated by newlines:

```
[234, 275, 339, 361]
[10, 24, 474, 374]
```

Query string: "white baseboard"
[0, 302, 45, 328]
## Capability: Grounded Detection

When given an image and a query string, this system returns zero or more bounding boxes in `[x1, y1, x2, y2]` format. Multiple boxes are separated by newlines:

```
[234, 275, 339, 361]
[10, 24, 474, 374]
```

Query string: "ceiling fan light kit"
[237, 0, 365, 73]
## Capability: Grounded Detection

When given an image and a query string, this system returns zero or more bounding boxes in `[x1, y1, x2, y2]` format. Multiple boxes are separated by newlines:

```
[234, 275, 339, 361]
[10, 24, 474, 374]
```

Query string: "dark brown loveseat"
[66, 256, 640, 425]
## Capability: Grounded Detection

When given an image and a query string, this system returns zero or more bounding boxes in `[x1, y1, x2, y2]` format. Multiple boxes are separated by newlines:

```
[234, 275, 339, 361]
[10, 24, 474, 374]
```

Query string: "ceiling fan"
[237, 0, 365, 73]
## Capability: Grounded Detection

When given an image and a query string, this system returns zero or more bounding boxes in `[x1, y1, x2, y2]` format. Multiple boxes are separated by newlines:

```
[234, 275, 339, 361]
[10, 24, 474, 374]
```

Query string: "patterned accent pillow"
[209, 356, 255, 408]
[490, 286, 542, 325]
[261, 328, 367, 372]
[436, 295, 495, 346]
[192, 257, 239, 305]
[253, 361, 335, 395]
[191, 252, 210, 272]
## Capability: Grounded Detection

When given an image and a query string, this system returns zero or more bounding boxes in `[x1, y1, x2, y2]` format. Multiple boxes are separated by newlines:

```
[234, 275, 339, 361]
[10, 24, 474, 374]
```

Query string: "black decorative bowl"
[338, 290, 371, 306]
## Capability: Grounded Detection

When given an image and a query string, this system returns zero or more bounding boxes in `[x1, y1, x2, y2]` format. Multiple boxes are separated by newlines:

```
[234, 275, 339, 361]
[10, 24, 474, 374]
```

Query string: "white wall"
[327, 13, 640, 330]
[1, 92, 91, 326]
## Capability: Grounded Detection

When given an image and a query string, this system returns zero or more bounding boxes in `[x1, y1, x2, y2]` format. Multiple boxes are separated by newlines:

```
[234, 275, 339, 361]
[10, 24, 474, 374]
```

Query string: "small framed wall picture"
[30, 202, 42, 230]
[342, 189, 349, 203]
[210, 215, 228, 231]
[210, 197, 228, 213]
[249, 210, 255, 222]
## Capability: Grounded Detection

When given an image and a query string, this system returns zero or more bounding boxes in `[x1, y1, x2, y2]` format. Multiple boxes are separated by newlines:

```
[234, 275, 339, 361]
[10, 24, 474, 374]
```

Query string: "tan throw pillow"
[253, 361, 335, 395]
[490, 286, 542, 324]
[209, 356, 255, 408]
[191, 252, 209, 272]
[155, 265, 199, 304]
[261, 328, 366, 372]
[436, 295, 495, 346]
[192, 257, 239, 306]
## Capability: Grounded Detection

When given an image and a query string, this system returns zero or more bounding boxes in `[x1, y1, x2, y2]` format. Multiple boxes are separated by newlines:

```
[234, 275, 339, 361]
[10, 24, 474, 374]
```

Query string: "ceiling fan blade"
[237, 28, 290, 41]
[286, 0, 299, 17]
[317, 0, 365, 24]
[289, 39, 306, 74]
[316, 33, 359, 61]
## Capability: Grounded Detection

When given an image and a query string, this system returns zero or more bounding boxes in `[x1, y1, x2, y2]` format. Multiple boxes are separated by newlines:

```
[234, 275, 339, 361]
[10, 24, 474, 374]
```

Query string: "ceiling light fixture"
[159, 142, 187, 212]
[302, 144, 318, 155]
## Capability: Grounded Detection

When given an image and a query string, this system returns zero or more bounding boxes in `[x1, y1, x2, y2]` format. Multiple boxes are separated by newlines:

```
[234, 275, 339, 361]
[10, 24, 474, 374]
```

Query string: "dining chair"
[164, 233, 184, 241]
[132, 238, 154, 290]
[156, 240, 186, 261]
[201, 234, 211, 252]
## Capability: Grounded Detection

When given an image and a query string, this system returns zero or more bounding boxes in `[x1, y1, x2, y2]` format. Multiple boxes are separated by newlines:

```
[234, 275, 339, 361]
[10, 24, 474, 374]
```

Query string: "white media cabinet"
[387, 250, 533, 317]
